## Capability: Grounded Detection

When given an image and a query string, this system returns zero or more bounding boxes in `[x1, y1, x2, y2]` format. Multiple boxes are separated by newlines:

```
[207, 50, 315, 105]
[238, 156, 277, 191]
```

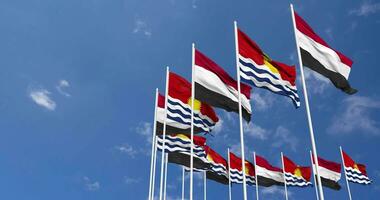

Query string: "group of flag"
[148, 5, 369, 200]
[156, 133, 371, 189]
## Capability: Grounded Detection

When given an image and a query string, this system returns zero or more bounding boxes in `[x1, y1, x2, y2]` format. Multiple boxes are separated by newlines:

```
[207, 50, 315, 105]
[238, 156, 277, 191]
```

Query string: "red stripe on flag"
[195, 49, 251, 99]
[158, 93, 165, 108]
[294, 11, 353, 67]
[204, 146, 227, 167]
[283, 155, 311, 181]
[342, 150, 368, 176]
[229, 152, 255, 176]
[312, 156, 341, 174]
[256, 154, 282, 172]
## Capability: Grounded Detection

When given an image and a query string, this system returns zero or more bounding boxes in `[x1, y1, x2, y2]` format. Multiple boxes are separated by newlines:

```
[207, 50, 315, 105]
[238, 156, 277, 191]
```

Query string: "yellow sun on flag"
[175, 133, 190, 141]
[263, 55, 280, 75]
[187, 98, 202, 111]
[354, 164, 359, 170]
[244, 161, 250, 175]
[294, 168, 302, 178]
[207, 154, 214, 162]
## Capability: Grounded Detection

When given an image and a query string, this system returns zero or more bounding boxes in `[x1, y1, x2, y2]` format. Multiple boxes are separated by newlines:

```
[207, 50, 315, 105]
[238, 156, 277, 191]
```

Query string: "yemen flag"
[229, 152, 256, 185]
[194, 49, 252, 122]
[294, 11, 357, 94]
[255, 154, 284, 187]
[204, 146, 229, 185]
[342, 150, 372, 185]
[167, 72, 219, 133]
[283, 155, 312, 187]
[156, 133, 206, 157]
[156, 94, 204, 135]
[237, 28, 300, 108]
[313, 156, 342, 190]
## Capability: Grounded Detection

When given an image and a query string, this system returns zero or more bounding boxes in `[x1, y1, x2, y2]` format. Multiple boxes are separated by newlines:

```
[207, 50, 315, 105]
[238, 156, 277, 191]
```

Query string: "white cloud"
[29, 88, 56, 111]
[83, 176, 100, 191]
[191, 0, 198, 8]
[350, 1, 380, 16]
[251, 92, 274, 111]
[325, 27, 333, 40]
[124, 177, 141, 184]
[114, 143, 138, 158]
[136, 122, 153, 143]
[56, 79, 71, 97]
[271, 126, 298, 152]
[133, 19, 152, 37]
[244, 123, 269, 140]
[328, 96, 380, 135]
[261, 186, 291, 197]
[212, 118, 223, 135]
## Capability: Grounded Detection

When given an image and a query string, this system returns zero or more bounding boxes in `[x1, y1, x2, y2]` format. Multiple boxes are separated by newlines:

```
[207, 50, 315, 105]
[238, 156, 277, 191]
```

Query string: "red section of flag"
[342, 150, 368, 176]
[204, 146, 227, 167]
[255, 154, 282, 172]
[312, 155, 341, 174]
[195, 49, 251, 99]
[283, 155, 311, 181]
[158, 93, 165, 108]
[294, 11, 353, 67]
[229, 152, 255, 176]
[168, 72, 219, 123]
[237, 28, 297, 86]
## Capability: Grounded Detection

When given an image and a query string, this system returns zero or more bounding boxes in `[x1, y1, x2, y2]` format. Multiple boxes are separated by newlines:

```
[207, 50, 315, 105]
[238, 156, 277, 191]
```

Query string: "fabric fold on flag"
[229, 152, 256, 185]
[194, 49, 252, 122]
[255, 154, 284, 187]
[204, 146, 229, 185]
[312, 156, 342, 190]
[237, 28, 300, 107]
[294, 11, 357, 94]
[342, 150, 372, 185]
[283, 155, 312, 187]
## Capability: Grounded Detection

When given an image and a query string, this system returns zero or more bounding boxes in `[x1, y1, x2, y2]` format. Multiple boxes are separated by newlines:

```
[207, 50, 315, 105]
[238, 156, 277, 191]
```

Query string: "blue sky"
[0, 0, 379, 199]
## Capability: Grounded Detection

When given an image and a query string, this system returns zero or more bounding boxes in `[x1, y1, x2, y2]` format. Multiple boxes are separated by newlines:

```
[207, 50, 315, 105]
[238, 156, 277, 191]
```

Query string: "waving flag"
[283, 155, 312, 187]
[313, 156, 342, 190]
[255, 154, 284, 187]
[156, 133, 206, 156]
[342, 150, 372, 185]
[294, 11, 357, 94]
[166, 72, 219, 133]
[204, 146, 229, 185]
[194, 49, 252, 122]
[237, 28, 300, 107]
[229, 152, 255, 185]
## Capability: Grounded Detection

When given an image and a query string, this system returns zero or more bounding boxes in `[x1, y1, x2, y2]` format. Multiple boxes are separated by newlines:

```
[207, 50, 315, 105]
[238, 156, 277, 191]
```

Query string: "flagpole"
[310, 150, 320, 200]
[204, 170, 207, 200]
[163, 153, 168, 200]
[190, 42, 196, 200]
[253, 152, 259, 200]
[340, 146, 353, 200]
[182, 167, 185, 200]
[290, 4, 324, 200]
[281, 152, 289, 200]
[148, 88, 159, 200]
[159, 67, 170, 200]
[234, 20, 248, 200]
[152, 136, 158, 200]
[228, 148, 232, 200]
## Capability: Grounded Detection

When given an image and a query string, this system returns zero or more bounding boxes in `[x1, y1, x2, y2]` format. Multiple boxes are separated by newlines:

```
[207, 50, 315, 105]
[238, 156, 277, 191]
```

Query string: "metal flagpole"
[159, 67, 170, 200]
[204, 170, 207, 200]
[253, 152, 259, 200]
[190, 43, 196, 200]
[148, 88, 159, 200]
[228, 148, 232, 200]
[234, 20, 248, 200]
[182, 167, 185, 200]
[290, 4, 325, 200]
[281, 152, 289, 200]
[340, 146, 353, 200]
[163, 153, 168, 200]
[152, 135, 158, 200]
[310, 150, 320, 200]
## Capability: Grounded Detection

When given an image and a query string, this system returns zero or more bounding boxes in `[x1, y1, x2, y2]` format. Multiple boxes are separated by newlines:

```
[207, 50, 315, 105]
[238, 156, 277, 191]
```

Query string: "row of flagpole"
[146, 4, 343, 200]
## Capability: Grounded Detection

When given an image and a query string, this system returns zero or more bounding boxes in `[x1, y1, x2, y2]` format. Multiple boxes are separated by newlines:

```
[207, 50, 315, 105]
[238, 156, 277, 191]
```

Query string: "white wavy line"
[347, 177, 371, 184]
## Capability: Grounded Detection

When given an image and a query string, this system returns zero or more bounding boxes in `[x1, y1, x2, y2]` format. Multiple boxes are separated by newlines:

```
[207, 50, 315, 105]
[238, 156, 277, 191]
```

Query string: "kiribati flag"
[237, 28, 300, 108]
[204, 146, 229, 185]
[283, 155, 312, 187]
[156, 133, 206, 156]
[342, 150, 372, 185]
[229, 152, 256, 185]
[255, 154, 284, 187]
[167, 72, 219, 133]
[294, 11, 357, 94]
[194, 49, 252, 122]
